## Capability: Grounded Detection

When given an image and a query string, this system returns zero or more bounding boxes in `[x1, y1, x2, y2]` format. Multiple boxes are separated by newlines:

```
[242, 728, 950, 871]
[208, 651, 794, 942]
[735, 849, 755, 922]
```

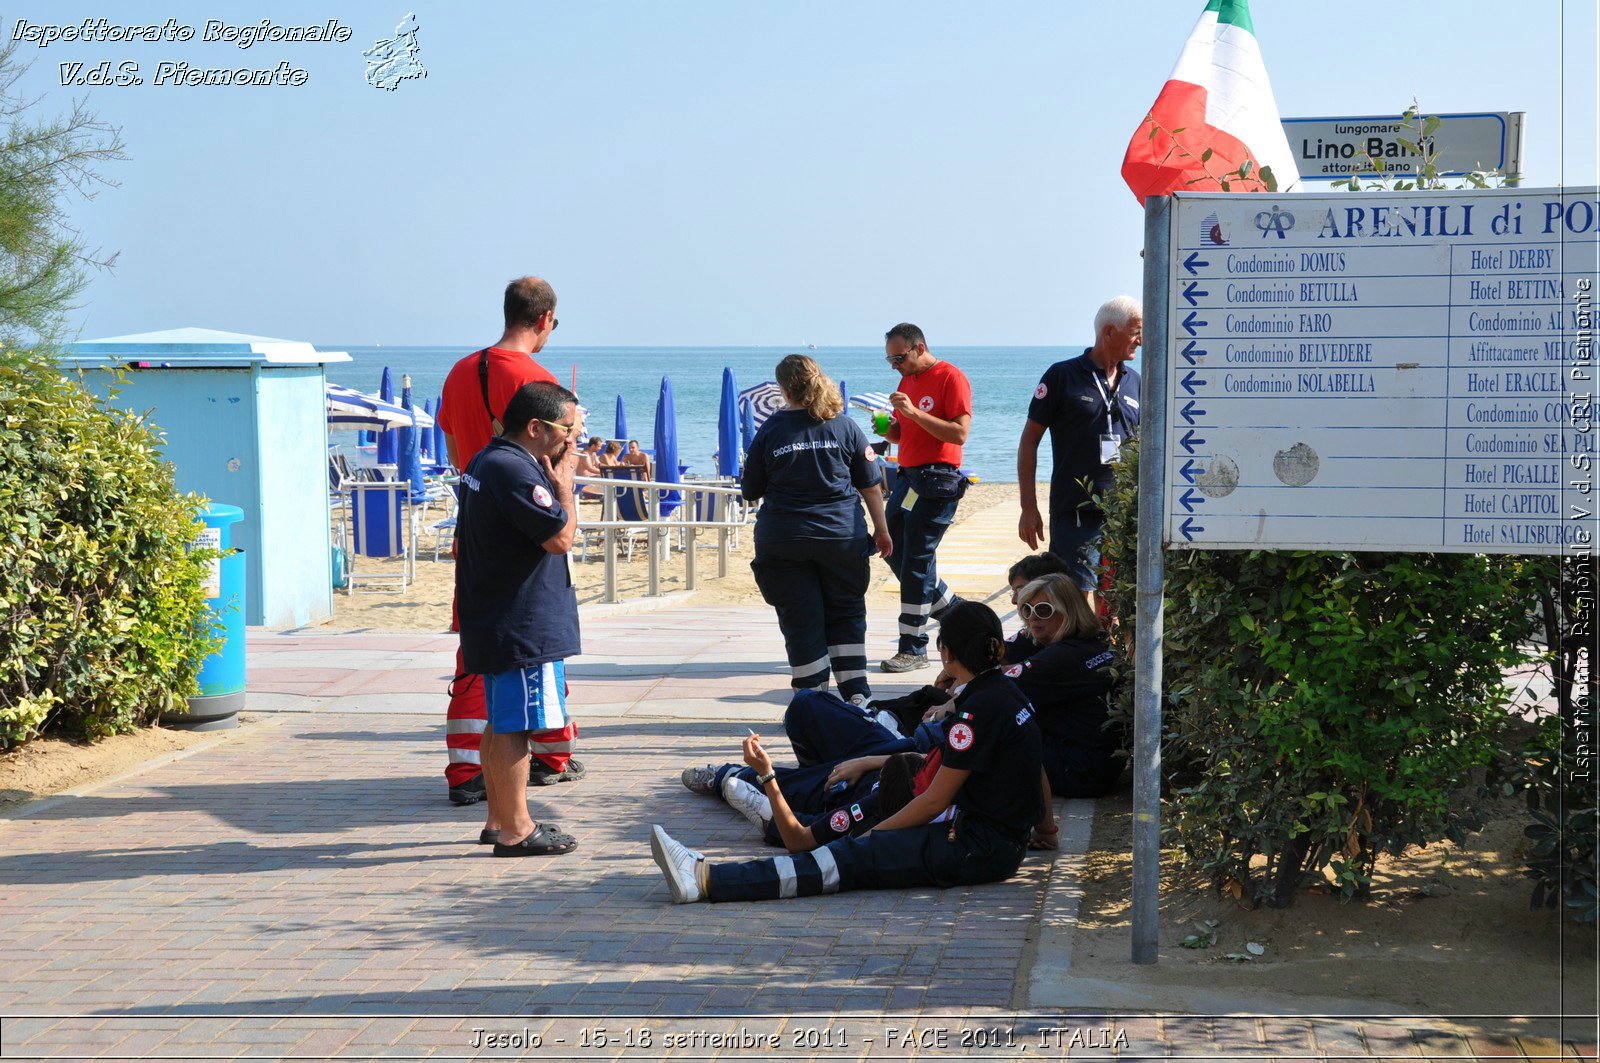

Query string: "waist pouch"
[913, 465, 968, 502]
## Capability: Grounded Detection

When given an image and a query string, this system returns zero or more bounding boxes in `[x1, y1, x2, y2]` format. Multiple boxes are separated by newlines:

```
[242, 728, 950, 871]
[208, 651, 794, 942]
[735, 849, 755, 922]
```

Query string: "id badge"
[1100, 433, 1123, 464]
[901, 486, 920, 510]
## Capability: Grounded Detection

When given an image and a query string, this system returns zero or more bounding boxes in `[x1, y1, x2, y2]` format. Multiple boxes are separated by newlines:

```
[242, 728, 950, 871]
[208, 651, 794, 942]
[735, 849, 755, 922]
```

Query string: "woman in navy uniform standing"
[742, 354, 893, 707]
[649, 601, 1044, 904]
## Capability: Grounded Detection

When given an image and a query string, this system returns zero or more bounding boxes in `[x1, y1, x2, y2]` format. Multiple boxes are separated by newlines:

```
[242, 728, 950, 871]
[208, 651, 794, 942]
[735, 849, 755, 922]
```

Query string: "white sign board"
[1163, 186, 1598, 555]
[1282, 112, 1524, 180]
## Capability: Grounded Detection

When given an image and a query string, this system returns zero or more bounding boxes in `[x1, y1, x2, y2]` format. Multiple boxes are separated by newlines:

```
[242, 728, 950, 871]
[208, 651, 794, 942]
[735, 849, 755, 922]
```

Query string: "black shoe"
[530, 758, 587, 785]
[448, 774, 487, 806]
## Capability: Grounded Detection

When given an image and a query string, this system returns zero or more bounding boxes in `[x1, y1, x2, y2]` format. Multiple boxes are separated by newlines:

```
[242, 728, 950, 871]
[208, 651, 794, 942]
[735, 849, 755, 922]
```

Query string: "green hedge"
[1101, 443, 1548, 906]
[0, 352, 219, 748]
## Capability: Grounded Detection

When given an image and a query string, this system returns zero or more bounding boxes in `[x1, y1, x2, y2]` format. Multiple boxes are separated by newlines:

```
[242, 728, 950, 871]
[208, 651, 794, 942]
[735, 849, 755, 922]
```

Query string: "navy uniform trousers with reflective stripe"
[750, 536, 874, 699]
[706, 817, 1025, 902]
[884, 470, 960, 655]
[711, 689, 933, 812]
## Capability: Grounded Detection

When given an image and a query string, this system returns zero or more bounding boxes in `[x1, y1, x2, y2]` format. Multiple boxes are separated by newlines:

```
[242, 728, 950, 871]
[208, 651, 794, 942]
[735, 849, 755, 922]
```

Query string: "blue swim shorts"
[483, 660, 568, 735]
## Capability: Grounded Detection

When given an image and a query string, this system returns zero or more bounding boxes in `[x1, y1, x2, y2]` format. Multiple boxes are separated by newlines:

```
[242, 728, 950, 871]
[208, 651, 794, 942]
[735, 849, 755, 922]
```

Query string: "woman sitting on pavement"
[650, 601, 1046, 903]
[998, 572, 1122, 798]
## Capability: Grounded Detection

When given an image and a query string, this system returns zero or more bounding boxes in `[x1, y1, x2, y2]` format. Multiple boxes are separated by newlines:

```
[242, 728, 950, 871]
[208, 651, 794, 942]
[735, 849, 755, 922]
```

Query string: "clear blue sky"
[12, 0, 1597, 346]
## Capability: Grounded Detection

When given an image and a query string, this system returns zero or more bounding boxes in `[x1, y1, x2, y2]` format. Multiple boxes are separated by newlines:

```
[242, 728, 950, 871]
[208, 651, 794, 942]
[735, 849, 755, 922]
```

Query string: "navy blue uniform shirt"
[1026, 350, 1142, 520]
[741, 409, 882, 543]
[456, 437, 580, 675]
[1003, 633, 1120, 753]
[941, 669, 1044, 839]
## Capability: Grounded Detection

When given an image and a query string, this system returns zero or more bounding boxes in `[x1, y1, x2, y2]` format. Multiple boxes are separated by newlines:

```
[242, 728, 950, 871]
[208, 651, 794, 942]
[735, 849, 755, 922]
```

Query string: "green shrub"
[1516, 716, 1599, 923]
[1101, 443, 1546, 906]
[0, 351, 219, 749]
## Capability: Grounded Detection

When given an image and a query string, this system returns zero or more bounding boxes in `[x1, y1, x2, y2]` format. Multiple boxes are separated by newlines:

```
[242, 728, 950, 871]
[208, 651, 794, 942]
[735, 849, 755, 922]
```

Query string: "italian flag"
[1121, 0, 1301, 204]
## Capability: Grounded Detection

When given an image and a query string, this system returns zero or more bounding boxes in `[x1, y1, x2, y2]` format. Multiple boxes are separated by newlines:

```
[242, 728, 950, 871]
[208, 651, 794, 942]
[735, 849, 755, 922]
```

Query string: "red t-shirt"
[912, 746, 943, 795]
[893, 359, 972, 468]
[437, 347, 557, 469]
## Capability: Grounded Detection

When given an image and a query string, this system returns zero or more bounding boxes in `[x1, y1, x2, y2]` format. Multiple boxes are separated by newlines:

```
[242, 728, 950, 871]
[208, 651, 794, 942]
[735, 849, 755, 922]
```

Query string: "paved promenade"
[1, 509, 1594, 1058]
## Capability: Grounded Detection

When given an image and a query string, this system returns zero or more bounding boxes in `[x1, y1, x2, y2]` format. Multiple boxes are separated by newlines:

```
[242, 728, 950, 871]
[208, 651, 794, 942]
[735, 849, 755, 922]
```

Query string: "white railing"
[575, 474, 754, 603]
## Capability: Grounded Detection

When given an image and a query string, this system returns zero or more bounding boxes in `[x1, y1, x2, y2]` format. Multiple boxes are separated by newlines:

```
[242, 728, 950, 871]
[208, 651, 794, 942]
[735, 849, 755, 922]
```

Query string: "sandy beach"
[327, 481, 1021, 632]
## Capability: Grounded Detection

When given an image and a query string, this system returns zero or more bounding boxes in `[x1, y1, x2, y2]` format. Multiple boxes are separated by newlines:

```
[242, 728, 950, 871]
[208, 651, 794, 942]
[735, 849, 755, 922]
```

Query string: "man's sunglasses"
[1018, 601, 1058, 621]
[536, 418, 577, 435]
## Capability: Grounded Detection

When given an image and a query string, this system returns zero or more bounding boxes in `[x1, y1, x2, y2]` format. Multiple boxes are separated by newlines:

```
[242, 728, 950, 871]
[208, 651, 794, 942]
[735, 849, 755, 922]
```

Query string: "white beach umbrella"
[325, 382, 433, 431]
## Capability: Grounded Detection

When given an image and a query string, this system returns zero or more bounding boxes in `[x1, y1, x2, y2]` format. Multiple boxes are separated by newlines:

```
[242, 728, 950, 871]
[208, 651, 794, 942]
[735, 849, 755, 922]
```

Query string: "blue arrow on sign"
[1178, 488, 1204, 513]
[1179, 458, 1201, 483]
[1179, 516, 1206, 541]
[1181, 311, 1207, 336]
[1179, 429, 1206, 454]
[1182, 281, 1210, 306]
[1180, 371, 1206, 396]
[1182, 251, 1210, 275]
[1179, 400, 1207, 425]
[1179, 341, 1206, 365]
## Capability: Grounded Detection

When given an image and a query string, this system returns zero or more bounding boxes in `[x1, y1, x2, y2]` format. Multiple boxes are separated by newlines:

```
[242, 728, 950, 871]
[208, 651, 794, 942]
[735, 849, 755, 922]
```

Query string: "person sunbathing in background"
[622, 439, 654, 478]
[574, 437, 604, 498]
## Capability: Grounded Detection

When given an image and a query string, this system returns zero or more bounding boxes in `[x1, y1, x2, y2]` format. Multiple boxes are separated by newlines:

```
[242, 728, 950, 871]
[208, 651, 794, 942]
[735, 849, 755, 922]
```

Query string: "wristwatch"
[756, 770, 777, 787]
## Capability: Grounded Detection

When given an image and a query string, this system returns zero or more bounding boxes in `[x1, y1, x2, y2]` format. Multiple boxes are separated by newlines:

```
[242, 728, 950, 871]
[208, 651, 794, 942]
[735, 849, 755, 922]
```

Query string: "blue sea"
[323, 345, 1094, 483]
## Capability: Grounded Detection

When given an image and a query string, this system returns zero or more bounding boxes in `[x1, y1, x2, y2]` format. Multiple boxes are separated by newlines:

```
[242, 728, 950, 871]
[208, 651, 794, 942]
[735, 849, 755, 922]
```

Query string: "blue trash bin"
[164, 504, 246, 731]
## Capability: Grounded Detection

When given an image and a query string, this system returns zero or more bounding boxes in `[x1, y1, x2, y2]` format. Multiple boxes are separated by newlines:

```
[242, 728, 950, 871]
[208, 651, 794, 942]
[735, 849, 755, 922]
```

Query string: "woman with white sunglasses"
[1001, 572, 1123, 800]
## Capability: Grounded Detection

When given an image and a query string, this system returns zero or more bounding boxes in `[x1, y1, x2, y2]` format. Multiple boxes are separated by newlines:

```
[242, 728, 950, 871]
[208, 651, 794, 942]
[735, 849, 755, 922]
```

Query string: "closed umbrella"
[377, 367, 397, 465]
[839, 378, 847, 407]
[419, 399, 433, 458]
[615, 394, 628, 442]
[717, 367, 740, 477]
[654, 376, 680, 513]
[433, 394, 448, 466]
[740, 397, 756, 450]
[399, 375, 426, 501]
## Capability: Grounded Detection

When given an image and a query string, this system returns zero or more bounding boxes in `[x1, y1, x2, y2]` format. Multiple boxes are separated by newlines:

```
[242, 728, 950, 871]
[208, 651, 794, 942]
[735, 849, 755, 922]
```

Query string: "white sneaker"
[848, 693, 875, 710]
[649, 824, 705, 904]
[721, 776, 773, 833]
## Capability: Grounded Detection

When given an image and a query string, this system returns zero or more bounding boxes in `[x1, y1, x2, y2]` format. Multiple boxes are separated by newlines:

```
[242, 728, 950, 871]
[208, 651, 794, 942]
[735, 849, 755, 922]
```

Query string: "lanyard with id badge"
[1092, 370, 1127, 465]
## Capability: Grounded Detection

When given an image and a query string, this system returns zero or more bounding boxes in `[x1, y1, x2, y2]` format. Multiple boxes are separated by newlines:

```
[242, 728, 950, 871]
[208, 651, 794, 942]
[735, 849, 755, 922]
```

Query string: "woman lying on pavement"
[998, 573, 1123, 799]
[677, 686, 944, 837]
[649, 601, 1047, 904]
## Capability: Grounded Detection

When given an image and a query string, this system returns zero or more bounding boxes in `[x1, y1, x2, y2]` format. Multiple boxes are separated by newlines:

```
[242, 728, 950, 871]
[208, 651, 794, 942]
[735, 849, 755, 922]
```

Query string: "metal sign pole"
[1132, 194, 1172, 965]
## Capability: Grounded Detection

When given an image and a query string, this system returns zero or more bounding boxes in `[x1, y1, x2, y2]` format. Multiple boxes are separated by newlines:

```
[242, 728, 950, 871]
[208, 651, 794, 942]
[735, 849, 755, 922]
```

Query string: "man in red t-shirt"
[437, 276, 584, 813]
[873, 323, 973, 673]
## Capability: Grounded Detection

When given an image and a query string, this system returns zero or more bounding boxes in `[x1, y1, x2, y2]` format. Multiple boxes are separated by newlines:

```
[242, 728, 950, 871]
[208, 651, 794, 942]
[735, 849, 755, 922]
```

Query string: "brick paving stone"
[1360, 1022, 1423, 1058]
[1517, 1037, 1579, 1060]
[1469, 1034, 1534, 1058]
[1312, 1020, 1372, 1058]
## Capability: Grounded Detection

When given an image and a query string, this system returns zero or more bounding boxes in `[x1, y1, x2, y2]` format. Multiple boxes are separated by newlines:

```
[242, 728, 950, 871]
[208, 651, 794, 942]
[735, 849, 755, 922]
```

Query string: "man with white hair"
[1017, 296, 1143, 599]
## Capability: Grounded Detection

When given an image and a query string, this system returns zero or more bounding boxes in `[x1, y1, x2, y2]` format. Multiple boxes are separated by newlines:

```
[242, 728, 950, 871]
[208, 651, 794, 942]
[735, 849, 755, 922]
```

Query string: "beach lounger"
[345, 481, 416, 594]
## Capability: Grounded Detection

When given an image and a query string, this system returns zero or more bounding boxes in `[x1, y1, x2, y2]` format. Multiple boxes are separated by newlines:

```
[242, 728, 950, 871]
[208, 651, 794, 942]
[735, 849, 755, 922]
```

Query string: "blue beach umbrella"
[654, 376, 680, 512]
[740, 397, 756, 451]
[839, 378, 847, 407]
[433, 394, 447, 466]
[398, 375, 426, 501]
[615, 394, 628, 442]
[419, 399, 433, 459]
[717, 367, 740, 477]
[377, 367, 397, 465]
